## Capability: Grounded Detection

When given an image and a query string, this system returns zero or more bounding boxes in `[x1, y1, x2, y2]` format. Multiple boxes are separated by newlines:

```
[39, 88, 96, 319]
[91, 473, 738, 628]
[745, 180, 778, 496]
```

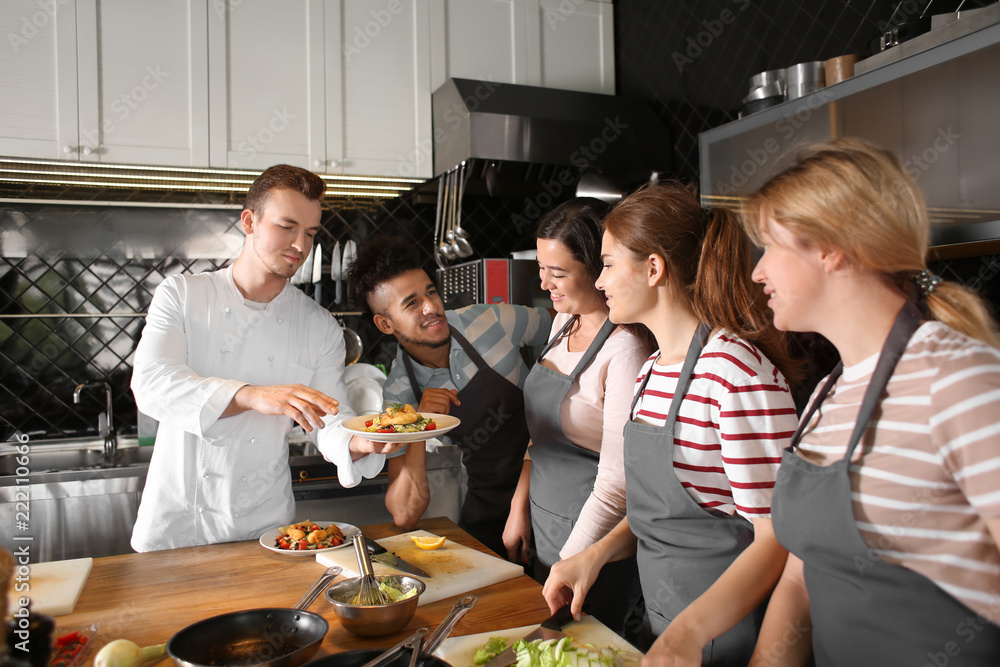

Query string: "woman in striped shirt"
[744, 138, 1000, 666]
[542, 182, 800, 666]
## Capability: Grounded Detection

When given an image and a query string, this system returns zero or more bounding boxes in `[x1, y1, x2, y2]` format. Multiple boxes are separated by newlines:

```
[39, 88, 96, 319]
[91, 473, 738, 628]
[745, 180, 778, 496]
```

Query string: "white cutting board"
[433, 615, 644, 667]
[6, 558, 92, 616]
[316, 530, 523, 606]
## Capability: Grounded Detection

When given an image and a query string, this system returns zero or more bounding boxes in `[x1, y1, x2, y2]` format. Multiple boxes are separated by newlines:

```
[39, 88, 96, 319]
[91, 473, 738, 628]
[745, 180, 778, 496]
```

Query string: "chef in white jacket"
[130, 164, 400, 552]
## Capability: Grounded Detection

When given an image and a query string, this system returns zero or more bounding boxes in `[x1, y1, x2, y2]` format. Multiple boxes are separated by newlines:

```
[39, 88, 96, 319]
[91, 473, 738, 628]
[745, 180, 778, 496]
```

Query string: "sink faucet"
[74, 381, 117, 464]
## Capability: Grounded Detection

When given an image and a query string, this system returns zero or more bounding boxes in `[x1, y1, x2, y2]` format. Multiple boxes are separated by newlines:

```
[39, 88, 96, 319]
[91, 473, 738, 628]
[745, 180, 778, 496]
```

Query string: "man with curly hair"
[347, 235, 552, 556]
[130, 165, 402, 552]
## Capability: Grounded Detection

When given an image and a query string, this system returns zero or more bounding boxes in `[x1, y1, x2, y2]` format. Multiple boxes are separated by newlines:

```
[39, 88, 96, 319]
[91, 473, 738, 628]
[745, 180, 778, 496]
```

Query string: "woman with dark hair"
[542, 183, 800, 666]
[503, 197, 655, 630]
[744, 138, 1000, 666]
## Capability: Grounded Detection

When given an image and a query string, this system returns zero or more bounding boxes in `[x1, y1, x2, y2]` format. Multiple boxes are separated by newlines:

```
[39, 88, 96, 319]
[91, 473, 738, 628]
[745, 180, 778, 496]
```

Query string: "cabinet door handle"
[63, 145, 78, 154]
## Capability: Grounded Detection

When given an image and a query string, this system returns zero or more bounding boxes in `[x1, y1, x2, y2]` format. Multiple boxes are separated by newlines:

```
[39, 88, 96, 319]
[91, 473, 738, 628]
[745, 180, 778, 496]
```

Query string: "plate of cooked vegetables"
[258, 520, 359, 555]
[342, 404, 461, 443]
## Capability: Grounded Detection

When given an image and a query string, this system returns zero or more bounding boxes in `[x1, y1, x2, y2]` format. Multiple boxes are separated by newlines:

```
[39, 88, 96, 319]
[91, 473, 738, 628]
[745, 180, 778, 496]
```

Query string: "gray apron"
[772, 303, 1000, 666]
[525, 317, 638, 630]
[625, 324, 763, 665]
[402, 326, 530, 557]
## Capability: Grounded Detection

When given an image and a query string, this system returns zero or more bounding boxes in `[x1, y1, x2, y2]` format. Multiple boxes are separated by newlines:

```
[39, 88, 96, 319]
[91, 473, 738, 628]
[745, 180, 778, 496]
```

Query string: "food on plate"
[364, 404, 437, 434]
[470, 636, 636, 667]
[411, 535, 447, 550]
[345, 580, 419, 606]
[274, 520, 346, 550]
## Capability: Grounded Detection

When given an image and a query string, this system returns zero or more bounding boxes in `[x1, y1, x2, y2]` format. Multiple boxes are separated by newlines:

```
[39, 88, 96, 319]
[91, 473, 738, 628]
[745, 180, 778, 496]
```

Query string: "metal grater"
[437, 260, 481, 309]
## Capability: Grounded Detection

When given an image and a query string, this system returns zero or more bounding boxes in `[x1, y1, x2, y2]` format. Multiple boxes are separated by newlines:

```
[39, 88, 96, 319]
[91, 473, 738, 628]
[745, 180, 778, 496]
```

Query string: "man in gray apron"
[771, 303, 1000, 665]
[346, 236, 552, 556]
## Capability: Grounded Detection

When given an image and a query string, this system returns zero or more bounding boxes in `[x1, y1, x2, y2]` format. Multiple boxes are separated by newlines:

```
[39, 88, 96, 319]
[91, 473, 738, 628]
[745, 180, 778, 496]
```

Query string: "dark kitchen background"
[3, 0, 999, 441]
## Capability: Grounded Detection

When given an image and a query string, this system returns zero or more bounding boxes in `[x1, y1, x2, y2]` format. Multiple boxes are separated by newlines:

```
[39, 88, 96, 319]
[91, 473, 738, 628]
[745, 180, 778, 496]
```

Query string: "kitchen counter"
[53, 516, 550, 662]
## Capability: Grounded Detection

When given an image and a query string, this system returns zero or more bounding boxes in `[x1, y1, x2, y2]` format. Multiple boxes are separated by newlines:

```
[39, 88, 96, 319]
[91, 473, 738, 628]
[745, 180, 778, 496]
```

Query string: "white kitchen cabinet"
[536, 0, 614, 94]
[325, 0, 433, 178]
[207, 0, 324, 171]
[0, 0, 208, 166]
[1, 0, 613, 176]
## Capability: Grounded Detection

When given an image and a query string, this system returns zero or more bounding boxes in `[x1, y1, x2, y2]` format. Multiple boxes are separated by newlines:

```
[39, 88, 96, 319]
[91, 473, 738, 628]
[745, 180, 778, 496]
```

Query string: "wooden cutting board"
[433, 615, 644, 667]
[7, 558, 93, 616]
[316, 530, 523, 606]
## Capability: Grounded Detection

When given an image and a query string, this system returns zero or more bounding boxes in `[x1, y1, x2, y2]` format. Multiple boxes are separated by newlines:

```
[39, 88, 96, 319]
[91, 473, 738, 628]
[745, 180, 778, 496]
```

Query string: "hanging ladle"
[448, 161, 473, 258]
[437, 169, 457, 263]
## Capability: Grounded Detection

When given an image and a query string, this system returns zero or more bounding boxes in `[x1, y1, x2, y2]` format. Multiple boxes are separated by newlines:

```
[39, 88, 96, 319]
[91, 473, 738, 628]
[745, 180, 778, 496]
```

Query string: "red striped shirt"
[632, 329, 798, 519]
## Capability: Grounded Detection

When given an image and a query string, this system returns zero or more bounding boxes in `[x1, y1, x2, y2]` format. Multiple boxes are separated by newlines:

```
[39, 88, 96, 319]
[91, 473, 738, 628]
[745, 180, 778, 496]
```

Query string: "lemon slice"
[411, 535, 446, 550]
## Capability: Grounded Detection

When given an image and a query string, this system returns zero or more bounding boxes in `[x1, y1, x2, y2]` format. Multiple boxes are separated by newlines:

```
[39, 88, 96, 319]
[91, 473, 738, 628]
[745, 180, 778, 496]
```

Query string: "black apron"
[772, 303, 1000, 666]
[402, 326, 530, 557]
[524, 317, 639, 630]
[624, 325, 763, 665]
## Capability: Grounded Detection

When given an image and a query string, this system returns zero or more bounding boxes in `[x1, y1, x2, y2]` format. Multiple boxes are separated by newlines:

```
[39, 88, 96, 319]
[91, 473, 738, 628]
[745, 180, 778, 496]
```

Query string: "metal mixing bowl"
[324, 575, 426, 637]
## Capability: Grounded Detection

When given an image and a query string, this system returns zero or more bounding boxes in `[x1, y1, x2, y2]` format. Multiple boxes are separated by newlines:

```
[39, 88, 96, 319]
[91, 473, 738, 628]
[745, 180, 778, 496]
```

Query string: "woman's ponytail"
[696, 207, 802, 385]
[924, 281, 1000, 348]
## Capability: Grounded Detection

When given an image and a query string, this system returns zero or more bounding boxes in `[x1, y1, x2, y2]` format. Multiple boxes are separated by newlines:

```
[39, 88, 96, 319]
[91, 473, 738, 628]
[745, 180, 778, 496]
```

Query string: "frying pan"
[167, 566, 342, 667]
[303, 595, 477, 667]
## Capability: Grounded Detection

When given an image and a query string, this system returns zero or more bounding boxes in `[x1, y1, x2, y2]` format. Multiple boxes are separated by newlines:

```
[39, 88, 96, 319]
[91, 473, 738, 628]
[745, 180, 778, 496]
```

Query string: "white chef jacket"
[130, 266, 383, 552]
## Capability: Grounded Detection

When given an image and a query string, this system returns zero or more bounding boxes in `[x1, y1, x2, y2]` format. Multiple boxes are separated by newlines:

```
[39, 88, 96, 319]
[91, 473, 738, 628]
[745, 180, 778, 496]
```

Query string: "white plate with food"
[259, 520, 360, 555]
[342, 405, 461, 443]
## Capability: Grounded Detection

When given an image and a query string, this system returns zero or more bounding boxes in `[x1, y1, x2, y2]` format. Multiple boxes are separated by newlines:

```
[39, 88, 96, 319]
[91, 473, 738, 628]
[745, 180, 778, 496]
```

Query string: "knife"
[365, 536, 432, 578]
[483, 604, 576, 667]
[312, 241, 323, 305]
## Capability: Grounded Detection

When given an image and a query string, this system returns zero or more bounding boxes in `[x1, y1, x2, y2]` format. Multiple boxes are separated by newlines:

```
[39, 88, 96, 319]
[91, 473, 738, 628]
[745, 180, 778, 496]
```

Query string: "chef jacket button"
[234, 511, 240, 517]
[268, 355, 275, 362]
[202, 472, 209, 479]
[277, 317, 283, 324]
[225, 307, 231, 314]
[241, 475, 248, 482]
[250, 437, 256, 444]
[221, 346, 229, 354]
[198, 506, 205, 513]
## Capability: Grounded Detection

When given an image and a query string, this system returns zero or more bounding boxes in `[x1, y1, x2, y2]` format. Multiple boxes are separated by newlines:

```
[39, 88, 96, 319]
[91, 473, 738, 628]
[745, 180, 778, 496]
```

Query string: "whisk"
[353, 533, 391, 606]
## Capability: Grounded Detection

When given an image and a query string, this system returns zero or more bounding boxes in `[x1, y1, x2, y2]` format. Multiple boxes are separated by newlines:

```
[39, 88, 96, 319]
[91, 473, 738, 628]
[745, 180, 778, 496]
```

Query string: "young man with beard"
[130, 165, 402, 552]
[346, 235, 552, 556]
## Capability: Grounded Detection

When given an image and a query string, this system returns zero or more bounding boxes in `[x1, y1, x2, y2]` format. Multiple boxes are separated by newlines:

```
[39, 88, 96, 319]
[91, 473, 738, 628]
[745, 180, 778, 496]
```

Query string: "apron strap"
[789, 303, 924, 460]
[842, 303, 923, 460]
[399, 325, 497, 404]
[538, 317, 618, 379]
[537, 316, 578, 361]
[630, 323, 712, 439]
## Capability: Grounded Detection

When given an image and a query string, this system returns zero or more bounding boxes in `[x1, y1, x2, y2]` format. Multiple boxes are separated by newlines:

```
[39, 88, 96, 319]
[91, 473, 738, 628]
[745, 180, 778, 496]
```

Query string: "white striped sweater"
[796, 321, 1000, 620]
[631, 329, 798, 520]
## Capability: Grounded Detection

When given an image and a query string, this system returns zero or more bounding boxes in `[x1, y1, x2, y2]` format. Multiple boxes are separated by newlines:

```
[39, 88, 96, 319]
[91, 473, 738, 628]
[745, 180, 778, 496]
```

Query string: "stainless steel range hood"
[432, 78, 671, 178]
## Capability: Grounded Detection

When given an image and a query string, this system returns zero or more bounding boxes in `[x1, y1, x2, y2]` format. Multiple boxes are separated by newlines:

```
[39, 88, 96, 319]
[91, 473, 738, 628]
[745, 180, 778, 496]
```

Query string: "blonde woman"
[744, 138, 1000, 666]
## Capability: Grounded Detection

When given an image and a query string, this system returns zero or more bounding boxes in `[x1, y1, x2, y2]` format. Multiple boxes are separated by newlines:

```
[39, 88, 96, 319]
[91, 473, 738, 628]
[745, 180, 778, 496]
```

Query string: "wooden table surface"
[57, 516, 550, 662]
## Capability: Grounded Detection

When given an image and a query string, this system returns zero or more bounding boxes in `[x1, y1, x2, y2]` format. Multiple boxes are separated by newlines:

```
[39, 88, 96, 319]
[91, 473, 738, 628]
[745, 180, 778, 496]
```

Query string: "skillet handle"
[361, 627, 430, 667]
[294, 565, 343, 610]
[423, 595, 477, 656]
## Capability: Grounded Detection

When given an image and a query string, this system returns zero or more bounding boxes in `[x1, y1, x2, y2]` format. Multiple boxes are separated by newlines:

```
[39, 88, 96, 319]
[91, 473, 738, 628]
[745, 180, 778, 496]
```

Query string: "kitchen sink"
[0, 436, 148, 476]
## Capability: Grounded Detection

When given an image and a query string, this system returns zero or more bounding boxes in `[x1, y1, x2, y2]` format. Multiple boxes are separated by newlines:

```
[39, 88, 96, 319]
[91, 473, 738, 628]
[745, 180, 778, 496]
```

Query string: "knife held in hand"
[365, 536, 432, 578]
[483, 604, 577, 667]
